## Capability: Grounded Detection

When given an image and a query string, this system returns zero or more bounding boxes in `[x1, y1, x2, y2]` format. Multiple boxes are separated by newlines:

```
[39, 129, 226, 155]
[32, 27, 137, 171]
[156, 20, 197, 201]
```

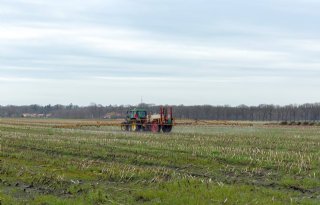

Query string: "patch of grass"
[135, 179, 316, 205]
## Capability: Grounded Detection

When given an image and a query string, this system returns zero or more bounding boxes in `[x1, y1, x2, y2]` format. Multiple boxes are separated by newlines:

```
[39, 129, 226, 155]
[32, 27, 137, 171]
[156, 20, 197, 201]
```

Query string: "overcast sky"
[1, 0, 320, 106]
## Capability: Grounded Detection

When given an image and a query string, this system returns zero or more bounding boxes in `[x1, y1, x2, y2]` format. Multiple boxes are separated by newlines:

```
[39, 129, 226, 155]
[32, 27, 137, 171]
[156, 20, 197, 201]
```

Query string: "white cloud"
[0, 24, 290, 67]
[287, 39, 320, 52]
[0, 77, 52, 83]
[78, 29, 289, 63]
[0, 26, 62, 40]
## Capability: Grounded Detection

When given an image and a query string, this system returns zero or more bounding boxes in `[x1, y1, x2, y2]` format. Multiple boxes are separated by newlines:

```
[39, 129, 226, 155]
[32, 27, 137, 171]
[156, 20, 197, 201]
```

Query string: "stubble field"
[0, 118, 319, 204]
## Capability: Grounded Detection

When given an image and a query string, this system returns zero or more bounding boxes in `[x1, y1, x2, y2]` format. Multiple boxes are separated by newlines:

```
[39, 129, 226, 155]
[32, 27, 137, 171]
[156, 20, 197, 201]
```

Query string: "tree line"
[1, 103, 320, 121]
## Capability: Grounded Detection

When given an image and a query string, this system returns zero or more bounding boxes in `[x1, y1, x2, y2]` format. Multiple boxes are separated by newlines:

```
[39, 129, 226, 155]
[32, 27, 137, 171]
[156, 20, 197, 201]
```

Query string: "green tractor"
[121, 108, 148, 132]
[121, 107, 174, 133]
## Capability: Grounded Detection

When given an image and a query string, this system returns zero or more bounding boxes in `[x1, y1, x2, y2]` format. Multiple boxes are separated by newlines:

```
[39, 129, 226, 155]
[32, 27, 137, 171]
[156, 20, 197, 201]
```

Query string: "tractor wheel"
[151, 122, 160, 133]
[121, 122, 128, 131]
[136, 124, 142, 132]
[162, 125, 172, 133]
[145, 124, 152, 132]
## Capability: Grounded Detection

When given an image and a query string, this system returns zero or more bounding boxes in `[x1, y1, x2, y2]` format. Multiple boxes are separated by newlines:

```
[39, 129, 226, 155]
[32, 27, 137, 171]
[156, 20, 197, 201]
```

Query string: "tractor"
[121, 107, 174, 133]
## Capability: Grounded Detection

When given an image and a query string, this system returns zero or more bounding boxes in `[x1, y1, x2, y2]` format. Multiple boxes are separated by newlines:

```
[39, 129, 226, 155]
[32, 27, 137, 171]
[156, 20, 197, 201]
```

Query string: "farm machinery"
[121, 107, 174, 133]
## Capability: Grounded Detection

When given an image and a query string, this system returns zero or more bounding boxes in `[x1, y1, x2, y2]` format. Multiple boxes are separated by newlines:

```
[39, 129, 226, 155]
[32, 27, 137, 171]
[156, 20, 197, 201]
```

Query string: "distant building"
[21, 113, 52, 118]
[103, 112, 123, 119]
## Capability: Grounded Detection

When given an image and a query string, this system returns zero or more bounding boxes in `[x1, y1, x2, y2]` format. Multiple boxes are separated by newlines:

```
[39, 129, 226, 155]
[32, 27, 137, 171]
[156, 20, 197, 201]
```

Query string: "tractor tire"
[151, 122, 160, 133]
[136, 123, 142, 132]
[145, 124, 152, 132]
[121, 122, 129, 131]
[162, 125, 172, 133]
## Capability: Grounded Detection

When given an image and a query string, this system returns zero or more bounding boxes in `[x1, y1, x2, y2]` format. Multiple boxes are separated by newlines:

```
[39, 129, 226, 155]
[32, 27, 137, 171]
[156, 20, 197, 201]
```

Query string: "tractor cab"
[127, 108, 147, 120]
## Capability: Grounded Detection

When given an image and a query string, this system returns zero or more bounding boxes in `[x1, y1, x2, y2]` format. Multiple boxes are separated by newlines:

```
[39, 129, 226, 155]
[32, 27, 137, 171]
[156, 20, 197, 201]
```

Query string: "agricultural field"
[0, 119, 319, 204]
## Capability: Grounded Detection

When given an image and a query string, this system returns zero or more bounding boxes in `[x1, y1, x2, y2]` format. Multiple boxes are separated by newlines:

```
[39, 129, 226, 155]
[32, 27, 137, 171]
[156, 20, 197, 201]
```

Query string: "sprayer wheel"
[151, 122, 160, 133]
[162, 125, 172, 133]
